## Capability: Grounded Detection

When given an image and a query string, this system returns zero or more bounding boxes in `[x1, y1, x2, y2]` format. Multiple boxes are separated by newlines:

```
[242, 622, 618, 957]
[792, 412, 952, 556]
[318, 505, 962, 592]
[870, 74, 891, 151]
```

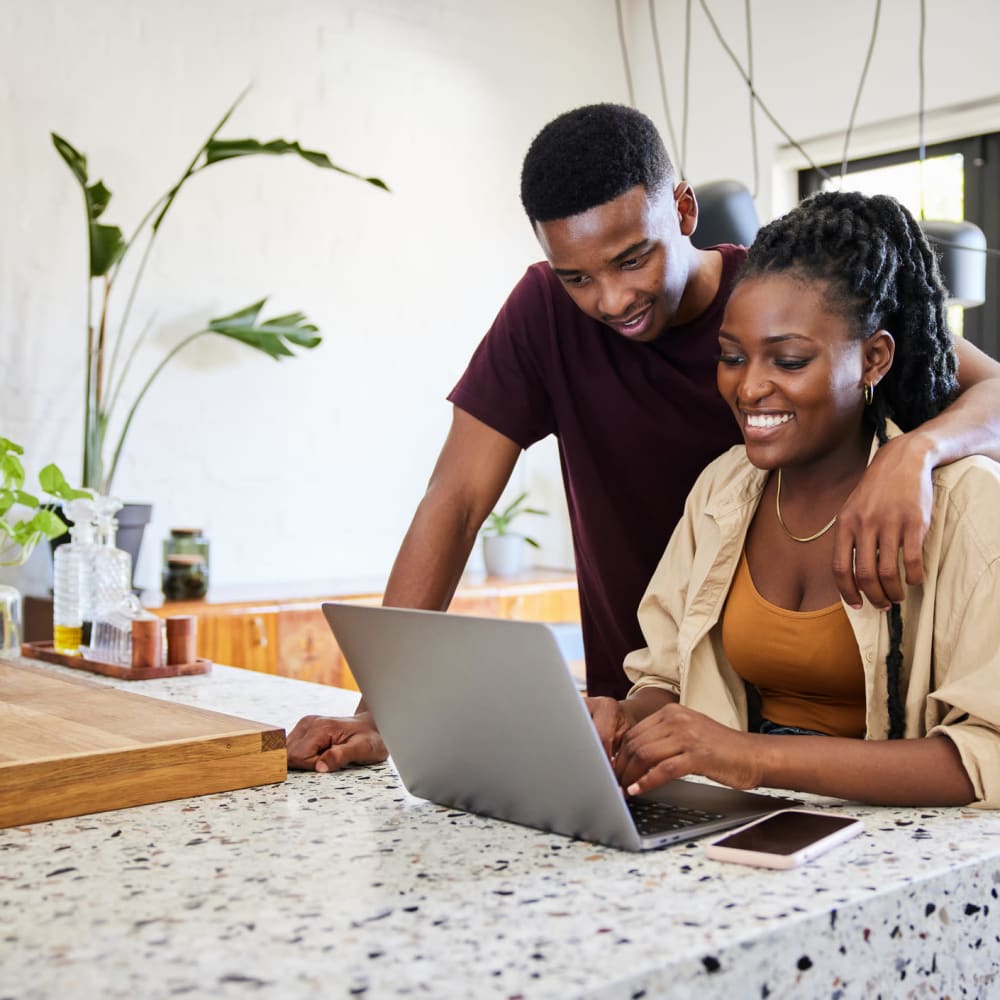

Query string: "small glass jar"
[0, 584, 22, 657]
[162, 528, 210, 600]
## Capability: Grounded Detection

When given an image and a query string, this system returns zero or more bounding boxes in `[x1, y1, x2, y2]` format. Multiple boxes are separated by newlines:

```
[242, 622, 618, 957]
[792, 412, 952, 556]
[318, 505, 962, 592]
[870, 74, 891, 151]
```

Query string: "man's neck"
[672, 248, 724, 327]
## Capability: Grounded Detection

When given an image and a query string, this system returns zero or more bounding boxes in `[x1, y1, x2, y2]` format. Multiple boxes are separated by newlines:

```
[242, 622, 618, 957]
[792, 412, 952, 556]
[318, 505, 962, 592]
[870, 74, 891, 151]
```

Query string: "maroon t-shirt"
[449, 245, 746, 697]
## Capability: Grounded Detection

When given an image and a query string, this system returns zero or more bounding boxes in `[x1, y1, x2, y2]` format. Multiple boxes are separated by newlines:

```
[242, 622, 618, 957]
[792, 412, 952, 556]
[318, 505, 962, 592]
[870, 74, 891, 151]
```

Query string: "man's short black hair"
[520, 104, 674, 224]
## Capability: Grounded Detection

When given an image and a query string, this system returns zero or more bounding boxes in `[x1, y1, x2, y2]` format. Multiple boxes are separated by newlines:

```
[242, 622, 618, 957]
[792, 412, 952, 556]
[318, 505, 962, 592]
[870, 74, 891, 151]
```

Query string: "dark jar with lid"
[162, 528, 210, 600]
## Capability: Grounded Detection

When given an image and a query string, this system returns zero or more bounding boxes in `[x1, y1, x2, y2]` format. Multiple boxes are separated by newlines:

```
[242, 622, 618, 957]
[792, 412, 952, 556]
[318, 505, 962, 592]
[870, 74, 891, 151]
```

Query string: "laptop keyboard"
[627, 799, 726, 836]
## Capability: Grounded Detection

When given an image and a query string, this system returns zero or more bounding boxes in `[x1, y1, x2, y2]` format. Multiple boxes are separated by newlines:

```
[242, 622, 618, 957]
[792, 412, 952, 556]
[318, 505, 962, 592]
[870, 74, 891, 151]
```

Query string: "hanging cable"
[615, 0, 636, 107]
[680, 0, 692, 178]
[744, 0, 760, 198]
[918, 0, 927, 219]
[648, 0, 681, 161]
[840, 0, 882, 182]
[696, 0, 832, 181]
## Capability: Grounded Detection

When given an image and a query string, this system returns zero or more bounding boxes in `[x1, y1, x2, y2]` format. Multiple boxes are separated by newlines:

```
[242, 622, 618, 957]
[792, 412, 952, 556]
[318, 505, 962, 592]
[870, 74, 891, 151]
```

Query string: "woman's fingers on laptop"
[286, 713, 389, 772]
[583, 696, 630, 759]
[614, 704, 761, 795]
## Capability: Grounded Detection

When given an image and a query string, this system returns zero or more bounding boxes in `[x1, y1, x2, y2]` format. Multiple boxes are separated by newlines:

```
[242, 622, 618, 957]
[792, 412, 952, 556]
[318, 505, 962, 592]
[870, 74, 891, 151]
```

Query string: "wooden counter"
[24, 570, 580, 691]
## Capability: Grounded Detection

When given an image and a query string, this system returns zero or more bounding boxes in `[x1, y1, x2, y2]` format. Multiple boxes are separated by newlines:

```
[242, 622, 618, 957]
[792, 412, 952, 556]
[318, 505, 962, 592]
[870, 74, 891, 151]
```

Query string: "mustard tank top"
[721, 551, 866, 738]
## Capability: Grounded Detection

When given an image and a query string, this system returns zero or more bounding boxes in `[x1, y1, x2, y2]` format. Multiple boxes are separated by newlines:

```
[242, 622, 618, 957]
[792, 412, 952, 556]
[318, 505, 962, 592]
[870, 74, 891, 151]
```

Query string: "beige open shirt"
[624, 425, 1000, 807]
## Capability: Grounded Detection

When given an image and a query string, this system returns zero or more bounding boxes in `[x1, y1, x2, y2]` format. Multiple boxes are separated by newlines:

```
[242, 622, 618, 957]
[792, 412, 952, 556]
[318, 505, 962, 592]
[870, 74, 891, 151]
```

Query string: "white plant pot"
[482, 535, 527, 578]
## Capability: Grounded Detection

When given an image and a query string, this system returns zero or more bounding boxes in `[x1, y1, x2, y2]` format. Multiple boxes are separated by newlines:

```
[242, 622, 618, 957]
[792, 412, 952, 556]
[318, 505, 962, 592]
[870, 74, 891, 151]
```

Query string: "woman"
[589, 190, 1000, 808]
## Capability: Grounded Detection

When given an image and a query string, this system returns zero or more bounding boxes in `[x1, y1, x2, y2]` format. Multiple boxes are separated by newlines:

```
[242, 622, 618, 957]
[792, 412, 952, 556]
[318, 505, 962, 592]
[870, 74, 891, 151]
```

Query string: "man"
[288, 103, 1000, 772]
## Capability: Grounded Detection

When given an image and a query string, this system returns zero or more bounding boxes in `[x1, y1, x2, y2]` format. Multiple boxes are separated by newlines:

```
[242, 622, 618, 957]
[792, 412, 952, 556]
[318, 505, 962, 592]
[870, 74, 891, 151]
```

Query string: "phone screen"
[712, 810, 859, 856]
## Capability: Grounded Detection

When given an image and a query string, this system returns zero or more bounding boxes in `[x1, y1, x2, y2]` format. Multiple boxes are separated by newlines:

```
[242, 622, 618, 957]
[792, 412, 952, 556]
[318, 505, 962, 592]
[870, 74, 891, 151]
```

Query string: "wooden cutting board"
[0, 659, 287, 829]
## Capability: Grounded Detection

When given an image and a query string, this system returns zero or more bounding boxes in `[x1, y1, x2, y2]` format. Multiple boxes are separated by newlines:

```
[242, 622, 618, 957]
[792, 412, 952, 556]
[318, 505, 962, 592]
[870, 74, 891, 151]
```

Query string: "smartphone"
[704, 809, 863, 869]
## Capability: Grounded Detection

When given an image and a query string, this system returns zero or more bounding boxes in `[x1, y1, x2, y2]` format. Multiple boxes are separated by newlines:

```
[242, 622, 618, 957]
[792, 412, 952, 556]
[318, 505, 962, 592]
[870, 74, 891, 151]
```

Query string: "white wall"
[1, 0, 624, 593]
[3, 0, 999, 597]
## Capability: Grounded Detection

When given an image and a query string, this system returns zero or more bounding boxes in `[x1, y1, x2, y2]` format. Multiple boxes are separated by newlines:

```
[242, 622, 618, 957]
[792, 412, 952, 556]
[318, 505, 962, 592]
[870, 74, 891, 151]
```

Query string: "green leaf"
[90, 221, 126, 277]
[204, 137, 390, 192]
[207, 300, 323, 360]
[499, 492, 529, 520]
[51, 133, 126, 276]
[51, 133, 88, 185]
[0, 449, 25, 491]
[211, 298, 266, 327]
[3, 489, 41, 509]
[87, 179, 112, 218]
[38, 464, 91, 501]
[27, 508, 68, 540]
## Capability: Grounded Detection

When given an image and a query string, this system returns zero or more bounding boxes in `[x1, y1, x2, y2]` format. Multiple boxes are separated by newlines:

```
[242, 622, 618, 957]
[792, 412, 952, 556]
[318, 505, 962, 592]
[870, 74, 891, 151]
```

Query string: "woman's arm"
[585, 687, 677, 759]
[613, 702, 976, 807]
[834, 336, 1000, 611]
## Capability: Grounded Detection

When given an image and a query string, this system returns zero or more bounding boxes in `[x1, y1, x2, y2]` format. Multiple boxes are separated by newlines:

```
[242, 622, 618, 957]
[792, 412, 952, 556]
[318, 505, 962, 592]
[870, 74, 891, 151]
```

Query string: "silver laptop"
[322, 602, 797, 852]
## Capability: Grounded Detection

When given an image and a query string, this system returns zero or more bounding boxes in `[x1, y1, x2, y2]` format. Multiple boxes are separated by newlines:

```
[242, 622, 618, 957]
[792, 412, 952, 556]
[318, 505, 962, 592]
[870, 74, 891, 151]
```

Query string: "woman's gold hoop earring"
[863, 382, 874, 406]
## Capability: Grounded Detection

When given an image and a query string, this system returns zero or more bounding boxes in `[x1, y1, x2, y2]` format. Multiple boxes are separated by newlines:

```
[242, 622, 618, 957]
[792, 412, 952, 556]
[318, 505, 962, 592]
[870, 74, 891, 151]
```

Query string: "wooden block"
[0, 660, 286, 829]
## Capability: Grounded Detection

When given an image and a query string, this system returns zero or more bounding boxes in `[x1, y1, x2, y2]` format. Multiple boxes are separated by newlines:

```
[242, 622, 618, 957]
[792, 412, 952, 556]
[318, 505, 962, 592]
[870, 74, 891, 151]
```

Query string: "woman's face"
[717, 273, 890, 472]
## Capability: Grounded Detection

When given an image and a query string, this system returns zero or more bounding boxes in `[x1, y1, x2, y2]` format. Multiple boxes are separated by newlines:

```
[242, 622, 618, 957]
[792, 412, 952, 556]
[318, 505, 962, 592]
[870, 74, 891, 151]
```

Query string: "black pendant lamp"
[691, 179, 760, 250]
[919, 219, 988, 309]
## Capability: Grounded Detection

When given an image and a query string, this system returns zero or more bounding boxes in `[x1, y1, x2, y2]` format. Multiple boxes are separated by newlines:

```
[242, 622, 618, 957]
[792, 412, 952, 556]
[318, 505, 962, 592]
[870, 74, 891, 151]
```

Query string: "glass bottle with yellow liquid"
[52, 497, 97, 654]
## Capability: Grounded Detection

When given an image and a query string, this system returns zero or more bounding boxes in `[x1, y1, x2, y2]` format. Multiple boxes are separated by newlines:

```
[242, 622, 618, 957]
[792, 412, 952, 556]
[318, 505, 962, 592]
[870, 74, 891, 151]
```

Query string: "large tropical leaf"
[207, 299, 322, 360]
[51, 133, 126, 277]
[204, 138, 389, 191]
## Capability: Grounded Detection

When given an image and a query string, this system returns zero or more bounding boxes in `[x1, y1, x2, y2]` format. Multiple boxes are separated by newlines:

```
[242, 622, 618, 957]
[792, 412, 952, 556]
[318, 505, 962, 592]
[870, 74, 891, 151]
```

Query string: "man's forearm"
[909, 377, 1000, 469]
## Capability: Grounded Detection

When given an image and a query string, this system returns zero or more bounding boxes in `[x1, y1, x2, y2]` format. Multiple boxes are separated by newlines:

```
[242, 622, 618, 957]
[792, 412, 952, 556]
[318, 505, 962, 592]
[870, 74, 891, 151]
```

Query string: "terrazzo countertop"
[2, 657, 999, 999]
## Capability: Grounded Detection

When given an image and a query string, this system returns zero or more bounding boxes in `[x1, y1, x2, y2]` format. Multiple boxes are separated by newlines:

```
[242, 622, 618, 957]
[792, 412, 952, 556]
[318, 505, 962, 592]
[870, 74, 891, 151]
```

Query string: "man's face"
[533, 183, 696, 343]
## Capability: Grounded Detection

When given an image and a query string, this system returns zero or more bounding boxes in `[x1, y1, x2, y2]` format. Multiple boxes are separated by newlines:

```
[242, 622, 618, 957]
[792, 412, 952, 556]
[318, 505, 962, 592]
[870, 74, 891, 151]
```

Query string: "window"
[799, 133, 1000, 359]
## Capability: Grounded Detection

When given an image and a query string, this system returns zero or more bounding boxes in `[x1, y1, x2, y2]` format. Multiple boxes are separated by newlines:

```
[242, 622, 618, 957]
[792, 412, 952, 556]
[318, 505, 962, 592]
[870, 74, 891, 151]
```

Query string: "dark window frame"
[799, 133, 1000, 359]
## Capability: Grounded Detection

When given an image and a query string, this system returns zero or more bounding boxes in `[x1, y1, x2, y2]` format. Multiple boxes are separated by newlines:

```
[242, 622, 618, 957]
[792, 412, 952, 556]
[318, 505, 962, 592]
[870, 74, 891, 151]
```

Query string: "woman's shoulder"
[933, 454, 1000, 498]
[931, 455, 1000, 558]
[687, 444, 761, 507]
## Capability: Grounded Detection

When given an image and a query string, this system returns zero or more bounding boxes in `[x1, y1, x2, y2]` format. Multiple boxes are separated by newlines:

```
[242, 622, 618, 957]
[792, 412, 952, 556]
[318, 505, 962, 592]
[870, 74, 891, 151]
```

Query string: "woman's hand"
[583, 696, 633, 760]
[613, 702, 763, 795]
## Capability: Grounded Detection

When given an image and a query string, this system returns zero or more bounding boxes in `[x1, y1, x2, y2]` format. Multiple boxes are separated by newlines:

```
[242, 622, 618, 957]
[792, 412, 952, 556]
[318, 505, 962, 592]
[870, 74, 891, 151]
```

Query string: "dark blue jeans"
[759, 719, 829, 737]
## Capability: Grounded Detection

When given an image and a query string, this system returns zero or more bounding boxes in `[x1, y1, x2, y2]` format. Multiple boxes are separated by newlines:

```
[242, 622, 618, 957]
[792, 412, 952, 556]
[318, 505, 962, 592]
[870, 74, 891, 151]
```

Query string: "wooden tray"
[0, 660, 285, 829]
[21, 641, 211, 680]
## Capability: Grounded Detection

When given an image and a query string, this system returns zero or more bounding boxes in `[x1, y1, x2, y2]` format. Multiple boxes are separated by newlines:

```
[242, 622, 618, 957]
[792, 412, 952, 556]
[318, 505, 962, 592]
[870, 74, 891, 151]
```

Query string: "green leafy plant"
[53, 88, 389, 494]
[481, 492, 549, 548]
[0, 438, 91, 567]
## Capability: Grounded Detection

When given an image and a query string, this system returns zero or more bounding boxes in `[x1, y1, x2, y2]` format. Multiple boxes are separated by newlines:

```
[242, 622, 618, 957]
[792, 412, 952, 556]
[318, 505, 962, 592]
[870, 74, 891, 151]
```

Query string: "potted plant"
[1, 438, 90, 654]
[52, 89, 388, 571]
[481, 492, 548, 578]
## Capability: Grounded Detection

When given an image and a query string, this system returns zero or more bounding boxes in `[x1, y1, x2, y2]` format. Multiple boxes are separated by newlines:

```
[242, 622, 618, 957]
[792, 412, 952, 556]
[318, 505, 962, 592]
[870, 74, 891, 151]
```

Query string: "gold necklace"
[774, 468, 838, 543]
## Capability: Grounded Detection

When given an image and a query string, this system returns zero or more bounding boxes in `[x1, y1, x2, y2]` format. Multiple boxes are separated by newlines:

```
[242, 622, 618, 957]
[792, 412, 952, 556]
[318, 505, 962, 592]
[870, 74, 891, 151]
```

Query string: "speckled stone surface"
[2, 657, 999, 999]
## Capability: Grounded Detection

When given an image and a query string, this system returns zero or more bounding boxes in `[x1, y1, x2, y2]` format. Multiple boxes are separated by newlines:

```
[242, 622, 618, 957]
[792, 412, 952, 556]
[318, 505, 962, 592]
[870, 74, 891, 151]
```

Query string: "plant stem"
[103, 329, 208, 492]
[105, 311, 156, 437]
[95, 274, 110, 415]
[104, 228, 159, 406]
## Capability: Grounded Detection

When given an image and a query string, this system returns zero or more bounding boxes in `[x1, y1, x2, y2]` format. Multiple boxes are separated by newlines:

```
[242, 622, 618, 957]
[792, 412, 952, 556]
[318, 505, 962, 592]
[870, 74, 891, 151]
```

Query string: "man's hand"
[583, 696, 633, 760]
[613, 702, 761, 795]
[286, 712, 388, 772]
[832, 431, 935, 610]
